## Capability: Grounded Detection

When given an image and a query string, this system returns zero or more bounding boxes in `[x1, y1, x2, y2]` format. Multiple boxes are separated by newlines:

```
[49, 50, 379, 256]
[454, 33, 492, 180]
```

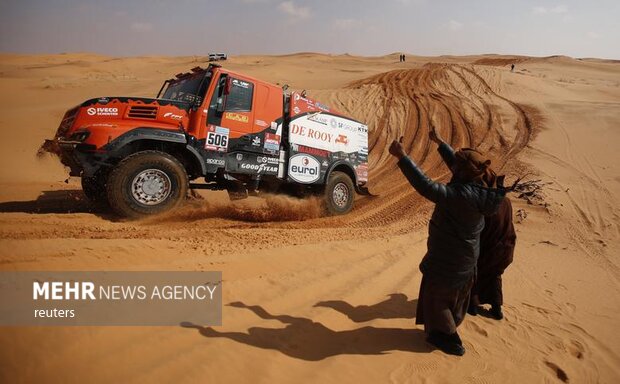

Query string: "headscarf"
[453, 148, 499, 188]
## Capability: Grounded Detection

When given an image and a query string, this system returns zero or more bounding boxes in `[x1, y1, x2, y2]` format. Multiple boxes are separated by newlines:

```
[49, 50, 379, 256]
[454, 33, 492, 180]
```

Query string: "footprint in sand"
[544, 360, 570, 383]
[389, 360, 440, 383]
[566, 339, 585, 360]
[465, 321, 489, 337]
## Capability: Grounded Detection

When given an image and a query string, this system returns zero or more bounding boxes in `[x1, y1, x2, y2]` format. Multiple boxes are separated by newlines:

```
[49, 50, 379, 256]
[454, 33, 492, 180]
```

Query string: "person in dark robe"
[468, 196, 516, 320]
[389, 127, 505, 356]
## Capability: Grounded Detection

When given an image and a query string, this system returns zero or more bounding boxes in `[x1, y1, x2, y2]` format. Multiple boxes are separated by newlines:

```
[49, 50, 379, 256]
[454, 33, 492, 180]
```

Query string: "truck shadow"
[0, 190, 114, 219]
[314, 293, 417, 322]
[181, 300, 430, 361]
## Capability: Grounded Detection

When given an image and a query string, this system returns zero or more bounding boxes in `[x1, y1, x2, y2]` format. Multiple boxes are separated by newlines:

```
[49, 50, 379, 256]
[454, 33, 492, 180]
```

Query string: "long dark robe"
[472, 197, 516, 306]
[416, 275, 473, 335]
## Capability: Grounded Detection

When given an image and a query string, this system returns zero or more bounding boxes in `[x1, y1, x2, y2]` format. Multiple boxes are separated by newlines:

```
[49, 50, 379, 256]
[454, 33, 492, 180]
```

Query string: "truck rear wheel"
[324, 171, 354, 215]
[106, 150, 188, 219]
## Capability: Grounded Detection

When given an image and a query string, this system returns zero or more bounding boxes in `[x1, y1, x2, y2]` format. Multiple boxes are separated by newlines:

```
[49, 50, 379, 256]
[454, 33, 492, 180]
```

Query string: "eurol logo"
[86, 107, 119, 116]
[288, 154, 320, 184]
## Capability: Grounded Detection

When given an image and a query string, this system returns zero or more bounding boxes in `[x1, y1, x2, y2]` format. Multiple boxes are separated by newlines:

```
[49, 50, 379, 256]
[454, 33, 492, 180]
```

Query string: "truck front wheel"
[324, 171, 355, 215]
[106, 151, 188, 219]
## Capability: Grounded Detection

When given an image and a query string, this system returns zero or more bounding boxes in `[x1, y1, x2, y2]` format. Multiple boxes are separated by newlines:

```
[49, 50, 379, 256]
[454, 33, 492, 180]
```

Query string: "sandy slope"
[0, 52, 618, 383]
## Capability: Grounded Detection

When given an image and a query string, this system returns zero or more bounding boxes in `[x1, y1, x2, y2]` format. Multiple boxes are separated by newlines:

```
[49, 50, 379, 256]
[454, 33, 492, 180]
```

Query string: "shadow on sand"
[182, 298, 429, 361]
[0, 190, 114, 218]
[314, 293, 417, 323]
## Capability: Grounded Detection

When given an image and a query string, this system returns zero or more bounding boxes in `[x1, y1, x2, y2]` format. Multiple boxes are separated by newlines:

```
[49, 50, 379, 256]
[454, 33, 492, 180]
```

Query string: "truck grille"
[56, 107, 79, 138]
[128, 105, 158, 119]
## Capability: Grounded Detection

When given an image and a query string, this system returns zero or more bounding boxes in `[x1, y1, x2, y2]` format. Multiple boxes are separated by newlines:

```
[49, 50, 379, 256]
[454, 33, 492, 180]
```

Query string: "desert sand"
[0, 52, 618, 383]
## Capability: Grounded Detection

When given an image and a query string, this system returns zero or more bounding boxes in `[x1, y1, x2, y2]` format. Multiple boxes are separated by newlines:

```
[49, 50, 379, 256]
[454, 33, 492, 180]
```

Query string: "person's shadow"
[182, 301, 430, 361]
[314, 293, 417, 323]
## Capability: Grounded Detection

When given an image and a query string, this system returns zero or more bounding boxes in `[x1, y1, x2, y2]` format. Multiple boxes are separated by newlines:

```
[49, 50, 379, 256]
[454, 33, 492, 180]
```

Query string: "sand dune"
[0, 52, 618, 383]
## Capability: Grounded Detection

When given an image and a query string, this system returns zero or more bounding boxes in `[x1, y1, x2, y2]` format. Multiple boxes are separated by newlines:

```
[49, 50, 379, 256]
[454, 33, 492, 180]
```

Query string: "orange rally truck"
[45, 64, 370, 218]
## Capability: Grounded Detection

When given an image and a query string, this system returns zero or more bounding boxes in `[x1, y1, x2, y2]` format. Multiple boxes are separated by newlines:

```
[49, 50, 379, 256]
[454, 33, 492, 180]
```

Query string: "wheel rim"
[332, 182, 350, 209]
[131, 169, 172, 206]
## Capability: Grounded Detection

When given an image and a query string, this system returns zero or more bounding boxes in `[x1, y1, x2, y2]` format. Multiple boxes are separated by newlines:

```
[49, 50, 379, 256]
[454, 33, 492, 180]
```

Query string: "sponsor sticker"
[164, 112, 184, 120]
[232, 79, 250, 89]
[264, 133, 280, 152]
[295, 145, 329, 158]
[289, 114, 367, 154]
[288, 154, 320, 184]
[335, 134, 349, 145]
[224, 112, 249, 123]
[240, 163, 278, 174]
[356, 163, 369, 183]
[256, 156, 279, 165]
[206, 158, 225, 166]
[86, 107, 118, 116]
[315, 101, 330, 112]
[89, 123, 117, 127]
[205, 125, 230, 152]
[308, 113, 328, 125]
[290, 123, 333, 144]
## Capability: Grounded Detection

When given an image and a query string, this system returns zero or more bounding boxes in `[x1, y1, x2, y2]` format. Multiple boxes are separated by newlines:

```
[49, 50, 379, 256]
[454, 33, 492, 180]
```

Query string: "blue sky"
[1, 0, 618, 58]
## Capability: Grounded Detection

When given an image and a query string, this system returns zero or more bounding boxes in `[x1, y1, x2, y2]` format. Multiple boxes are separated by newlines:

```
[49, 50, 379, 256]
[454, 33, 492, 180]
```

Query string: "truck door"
[206, 74, 258, 153]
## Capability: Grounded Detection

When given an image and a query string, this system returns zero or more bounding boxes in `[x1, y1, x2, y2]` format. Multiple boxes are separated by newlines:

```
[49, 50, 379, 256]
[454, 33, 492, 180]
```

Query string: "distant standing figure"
[511, 64, 515, 72]
[403, 54, 406, 62]
[468, 196, 516, 320]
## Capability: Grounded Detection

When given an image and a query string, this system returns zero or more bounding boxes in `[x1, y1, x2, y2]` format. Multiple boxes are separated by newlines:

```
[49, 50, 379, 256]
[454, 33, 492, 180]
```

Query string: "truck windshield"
[161, 73, 211, 105]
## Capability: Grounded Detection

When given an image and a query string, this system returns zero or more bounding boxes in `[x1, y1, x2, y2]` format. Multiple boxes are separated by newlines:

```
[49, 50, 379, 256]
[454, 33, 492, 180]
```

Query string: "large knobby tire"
[324, 171, 355, 215]
[106, 151, 188, 219]
[81, 172, 109, 206]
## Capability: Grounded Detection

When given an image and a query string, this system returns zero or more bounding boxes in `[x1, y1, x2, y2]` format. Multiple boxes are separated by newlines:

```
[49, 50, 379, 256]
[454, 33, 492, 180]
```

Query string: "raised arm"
[389, 137, 448, 204]
[430, 125, 456, 168]
[397, 156, 448, 204]
[437, 142, 456, 168]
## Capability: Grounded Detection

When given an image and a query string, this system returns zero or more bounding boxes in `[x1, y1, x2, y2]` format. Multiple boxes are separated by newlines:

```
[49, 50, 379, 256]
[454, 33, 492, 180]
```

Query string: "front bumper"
[43, 139, 104, 177]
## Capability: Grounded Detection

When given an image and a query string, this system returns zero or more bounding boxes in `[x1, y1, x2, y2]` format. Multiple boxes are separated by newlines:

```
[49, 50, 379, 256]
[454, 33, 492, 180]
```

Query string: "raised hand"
[389, 136, 406, 159]
[429, 125, 443, 145]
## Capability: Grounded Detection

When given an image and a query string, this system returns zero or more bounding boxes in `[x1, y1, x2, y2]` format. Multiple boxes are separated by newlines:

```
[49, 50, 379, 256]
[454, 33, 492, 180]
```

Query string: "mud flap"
[226, 181, 249, 201]
[356, 185, 377, 197]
